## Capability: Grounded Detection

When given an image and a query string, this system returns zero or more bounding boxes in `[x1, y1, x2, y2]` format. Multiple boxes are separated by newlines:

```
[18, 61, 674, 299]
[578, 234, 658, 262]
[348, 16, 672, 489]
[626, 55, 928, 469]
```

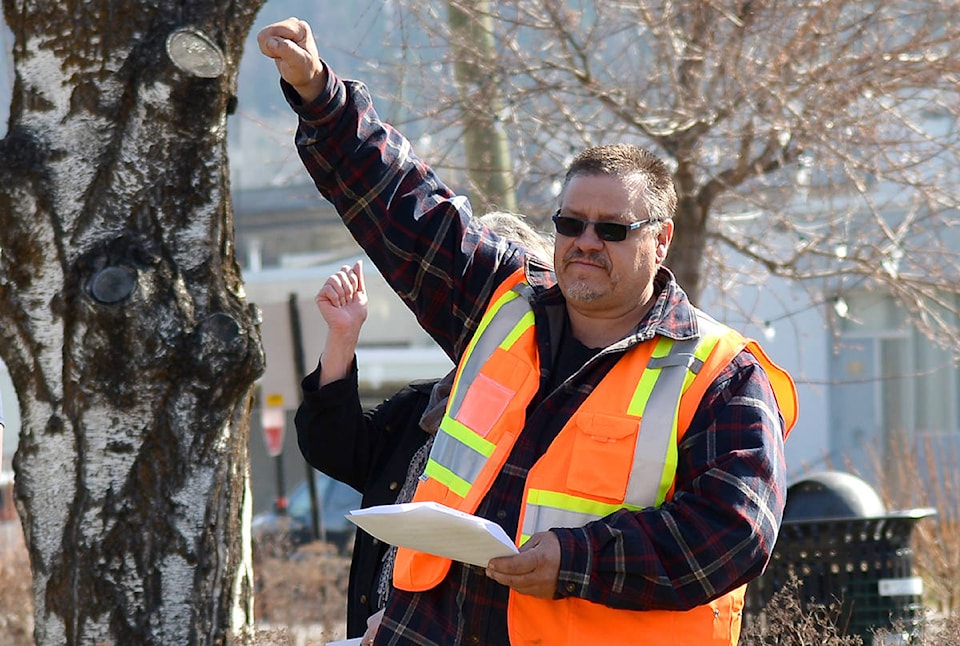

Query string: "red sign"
[261, 407, 285, 457]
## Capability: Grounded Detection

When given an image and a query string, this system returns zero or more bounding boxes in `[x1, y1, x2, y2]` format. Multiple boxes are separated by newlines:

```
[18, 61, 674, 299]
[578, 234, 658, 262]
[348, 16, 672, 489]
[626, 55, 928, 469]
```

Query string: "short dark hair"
[562, 144, 677, 223]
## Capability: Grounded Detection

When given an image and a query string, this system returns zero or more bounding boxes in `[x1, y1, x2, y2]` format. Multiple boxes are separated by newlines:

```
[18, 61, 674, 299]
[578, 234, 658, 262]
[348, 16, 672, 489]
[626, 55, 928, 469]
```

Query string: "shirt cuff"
[281, 61, 346, 125]
[300, 355, 358, 396]
[550, 527, 592, 599]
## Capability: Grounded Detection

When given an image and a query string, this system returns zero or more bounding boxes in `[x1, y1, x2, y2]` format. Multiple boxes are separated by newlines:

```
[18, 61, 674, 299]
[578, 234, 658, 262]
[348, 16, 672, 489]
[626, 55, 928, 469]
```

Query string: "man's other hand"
[486, 531, 561, 599]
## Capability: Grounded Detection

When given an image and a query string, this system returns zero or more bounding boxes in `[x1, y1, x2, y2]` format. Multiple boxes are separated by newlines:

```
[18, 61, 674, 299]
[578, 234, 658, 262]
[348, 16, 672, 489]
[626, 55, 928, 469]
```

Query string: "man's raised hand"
[257, 17, 327, 103]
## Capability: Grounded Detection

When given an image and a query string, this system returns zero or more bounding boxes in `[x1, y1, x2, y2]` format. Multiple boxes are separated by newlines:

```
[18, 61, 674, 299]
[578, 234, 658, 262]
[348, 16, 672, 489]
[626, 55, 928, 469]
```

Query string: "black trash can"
[743, 471, 936, 643]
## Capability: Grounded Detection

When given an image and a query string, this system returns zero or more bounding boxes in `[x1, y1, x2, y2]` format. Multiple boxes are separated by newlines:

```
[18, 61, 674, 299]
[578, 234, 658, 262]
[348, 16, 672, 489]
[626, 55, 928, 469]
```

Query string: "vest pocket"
[567, 413, 639, 501]
[455, 372, 515, 438]
[454, 347, 535, 439]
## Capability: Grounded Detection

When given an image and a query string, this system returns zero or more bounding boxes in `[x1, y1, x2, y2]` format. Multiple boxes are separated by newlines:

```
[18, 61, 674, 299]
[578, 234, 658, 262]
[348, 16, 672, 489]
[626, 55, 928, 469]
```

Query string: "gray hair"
[562, 144, 677, 223]
[478, 210, 553, 263]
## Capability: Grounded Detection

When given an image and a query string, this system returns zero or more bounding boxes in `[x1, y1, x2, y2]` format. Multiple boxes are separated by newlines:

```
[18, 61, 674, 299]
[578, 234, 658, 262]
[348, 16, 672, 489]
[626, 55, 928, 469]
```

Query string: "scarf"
[374, 369, 454, 608]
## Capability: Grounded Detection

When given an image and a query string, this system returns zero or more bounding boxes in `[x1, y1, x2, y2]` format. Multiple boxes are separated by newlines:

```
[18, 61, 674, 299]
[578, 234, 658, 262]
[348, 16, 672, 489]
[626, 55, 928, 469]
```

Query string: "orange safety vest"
[394, 270, 798, 645]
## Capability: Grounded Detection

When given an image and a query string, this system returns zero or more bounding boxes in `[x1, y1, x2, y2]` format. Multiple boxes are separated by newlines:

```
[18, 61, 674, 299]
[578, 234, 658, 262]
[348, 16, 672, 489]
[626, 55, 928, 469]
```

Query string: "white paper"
[346, 501, 519, 568]
[324, 638, 362, 646]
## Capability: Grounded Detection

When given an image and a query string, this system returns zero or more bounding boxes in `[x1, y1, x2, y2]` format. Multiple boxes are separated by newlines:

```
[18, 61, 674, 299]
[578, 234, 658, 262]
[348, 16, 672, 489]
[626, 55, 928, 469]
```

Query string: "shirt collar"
[635, 266, 699, 343]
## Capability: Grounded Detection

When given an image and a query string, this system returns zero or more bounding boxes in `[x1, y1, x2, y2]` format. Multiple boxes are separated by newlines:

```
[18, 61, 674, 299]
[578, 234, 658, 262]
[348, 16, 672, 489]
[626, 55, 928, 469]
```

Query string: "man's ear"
[656, 219, 674, 264]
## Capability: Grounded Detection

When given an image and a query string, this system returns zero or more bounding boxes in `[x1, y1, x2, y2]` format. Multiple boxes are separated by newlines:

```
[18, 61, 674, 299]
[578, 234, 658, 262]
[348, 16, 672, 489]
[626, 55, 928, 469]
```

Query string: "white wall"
[701, 275, 832, 483]
[241, 252, 453, 410]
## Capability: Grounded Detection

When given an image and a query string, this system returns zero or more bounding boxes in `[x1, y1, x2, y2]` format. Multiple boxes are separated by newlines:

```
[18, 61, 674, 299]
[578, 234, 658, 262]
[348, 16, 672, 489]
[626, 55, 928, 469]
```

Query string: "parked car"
[251, 469, 362, 553]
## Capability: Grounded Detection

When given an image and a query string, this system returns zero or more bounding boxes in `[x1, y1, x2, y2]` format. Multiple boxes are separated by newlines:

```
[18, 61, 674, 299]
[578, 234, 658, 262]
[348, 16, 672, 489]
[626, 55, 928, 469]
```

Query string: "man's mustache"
[562, 250, 609, 271]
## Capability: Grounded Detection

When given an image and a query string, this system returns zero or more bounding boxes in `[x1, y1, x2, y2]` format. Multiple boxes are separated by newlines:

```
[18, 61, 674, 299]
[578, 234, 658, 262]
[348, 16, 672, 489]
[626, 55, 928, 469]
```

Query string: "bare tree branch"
[387, 0, 960, 351]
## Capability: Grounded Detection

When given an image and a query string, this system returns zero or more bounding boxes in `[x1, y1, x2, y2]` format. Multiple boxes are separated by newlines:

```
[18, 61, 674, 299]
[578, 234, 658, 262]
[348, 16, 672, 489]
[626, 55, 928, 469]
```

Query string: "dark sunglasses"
[551, 211, 653, 242]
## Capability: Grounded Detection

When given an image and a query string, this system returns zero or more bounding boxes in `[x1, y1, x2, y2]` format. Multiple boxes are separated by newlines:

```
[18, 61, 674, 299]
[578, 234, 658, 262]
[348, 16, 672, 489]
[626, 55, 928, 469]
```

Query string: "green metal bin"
[743, 471, 936, 643]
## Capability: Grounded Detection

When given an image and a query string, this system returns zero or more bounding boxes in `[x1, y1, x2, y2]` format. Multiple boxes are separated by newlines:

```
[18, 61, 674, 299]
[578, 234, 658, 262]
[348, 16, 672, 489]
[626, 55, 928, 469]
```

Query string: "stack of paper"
[346, 501, 519, 568]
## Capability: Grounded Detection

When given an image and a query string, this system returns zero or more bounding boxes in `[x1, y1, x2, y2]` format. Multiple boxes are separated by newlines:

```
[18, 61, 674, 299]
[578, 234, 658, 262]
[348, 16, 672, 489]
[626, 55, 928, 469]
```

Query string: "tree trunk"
[666, 152, 710, 307]
[0, 1, 266, 644]
[447, 0, 517, 214]
[668, 195, 708, 307]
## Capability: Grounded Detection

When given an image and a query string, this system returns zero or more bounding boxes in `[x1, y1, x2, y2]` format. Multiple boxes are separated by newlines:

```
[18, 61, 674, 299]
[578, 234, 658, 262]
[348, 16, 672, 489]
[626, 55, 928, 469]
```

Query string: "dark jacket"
[295, 359, 437, 638]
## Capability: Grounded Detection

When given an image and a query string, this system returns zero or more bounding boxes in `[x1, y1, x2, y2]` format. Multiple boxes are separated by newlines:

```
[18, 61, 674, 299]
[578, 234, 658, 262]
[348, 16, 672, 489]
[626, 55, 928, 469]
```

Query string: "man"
[259, 17, 798, 646]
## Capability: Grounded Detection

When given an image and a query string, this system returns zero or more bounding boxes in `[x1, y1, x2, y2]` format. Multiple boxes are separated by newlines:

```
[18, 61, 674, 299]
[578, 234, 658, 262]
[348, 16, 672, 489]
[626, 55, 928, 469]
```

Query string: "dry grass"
[740, 575, 864, 645]
[252, 536, 351, 642]
[866, 433, 960, 618]
[741, 574, 960, 646]
[0, 522, 33, 643]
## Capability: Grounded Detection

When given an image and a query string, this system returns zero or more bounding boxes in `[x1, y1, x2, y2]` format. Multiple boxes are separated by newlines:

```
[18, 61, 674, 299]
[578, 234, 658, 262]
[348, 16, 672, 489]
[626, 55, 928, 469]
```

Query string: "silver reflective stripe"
[425, 285, 534, 490]
[648, 353, 703, 371]
[429, 426, 488, 485]
[623, 337, 700, 508]
[444, 288, 531, 421]
[522, 505, 596, 536]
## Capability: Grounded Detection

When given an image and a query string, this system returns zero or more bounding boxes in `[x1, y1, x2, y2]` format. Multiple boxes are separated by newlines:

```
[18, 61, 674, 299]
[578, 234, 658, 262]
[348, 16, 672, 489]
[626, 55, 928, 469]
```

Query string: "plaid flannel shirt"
[282, 69, 788, 645]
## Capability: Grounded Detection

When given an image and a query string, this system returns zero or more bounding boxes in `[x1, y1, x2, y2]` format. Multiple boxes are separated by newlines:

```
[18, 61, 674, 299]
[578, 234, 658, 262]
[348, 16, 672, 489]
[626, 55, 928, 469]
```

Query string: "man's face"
[554, 173, 672, 322]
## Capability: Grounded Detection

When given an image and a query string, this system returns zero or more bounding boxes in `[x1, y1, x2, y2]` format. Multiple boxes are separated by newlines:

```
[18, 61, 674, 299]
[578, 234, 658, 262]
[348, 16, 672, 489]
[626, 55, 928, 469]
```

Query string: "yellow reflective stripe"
[680, 332, 721, 395]
[527, 488, 642, 517]
[521, 489, 645, 544]
[627, 374, 656, 417]
[652, 336, 674, 360]
[627, 337, 673, 417]
[656, 422, 679, 506]
[500, 310, 535, 350]
[450, 288, 522, 404]
[439, 416, 497, 458]
[696, 334, 720, 359]
[423, 459, 471, 499]
[659, 332, 721, 504]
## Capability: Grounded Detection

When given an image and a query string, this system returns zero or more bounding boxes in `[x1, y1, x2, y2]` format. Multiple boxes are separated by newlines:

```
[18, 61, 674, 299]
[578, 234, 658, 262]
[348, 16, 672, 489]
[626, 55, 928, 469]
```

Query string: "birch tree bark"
[0, 1, 266, 644]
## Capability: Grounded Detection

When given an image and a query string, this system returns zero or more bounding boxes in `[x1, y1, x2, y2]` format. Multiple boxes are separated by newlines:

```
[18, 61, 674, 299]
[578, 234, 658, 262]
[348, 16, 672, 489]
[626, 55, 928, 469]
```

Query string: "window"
[830, 290, 959, 475]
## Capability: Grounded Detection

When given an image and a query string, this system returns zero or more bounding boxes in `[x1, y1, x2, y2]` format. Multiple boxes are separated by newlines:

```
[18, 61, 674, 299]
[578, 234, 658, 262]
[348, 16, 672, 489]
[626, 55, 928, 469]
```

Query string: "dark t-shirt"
[547, 319, 601, 391]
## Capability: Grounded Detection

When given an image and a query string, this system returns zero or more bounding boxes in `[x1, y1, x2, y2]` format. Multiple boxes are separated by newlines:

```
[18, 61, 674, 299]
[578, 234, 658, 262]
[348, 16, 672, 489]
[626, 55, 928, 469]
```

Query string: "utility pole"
[288, 293, 322, 541]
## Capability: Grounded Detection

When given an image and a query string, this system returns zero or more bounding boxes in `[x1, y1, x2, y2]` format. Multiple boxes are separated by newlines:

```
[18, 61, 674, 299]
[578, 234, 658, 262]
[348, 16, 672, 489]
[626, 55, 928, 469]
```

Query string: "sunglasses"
[551, 211, 654, 242]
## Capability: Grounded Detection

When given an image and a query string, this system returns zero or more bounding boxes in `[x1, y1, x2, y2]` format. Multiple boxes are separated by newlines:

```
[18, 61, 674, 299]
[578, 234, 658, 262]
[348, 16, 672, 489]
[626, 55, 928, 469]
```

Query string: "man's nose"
[573, 222, 606, 249]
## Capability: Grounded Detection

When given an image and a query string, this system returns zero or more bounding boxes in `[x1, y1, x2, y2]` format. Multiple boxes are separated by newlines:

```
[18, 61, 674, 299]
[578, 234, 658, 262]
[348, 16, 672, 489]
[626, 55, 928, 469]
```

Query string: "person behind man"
[259, 18, 798, 646]
[297, 213, 552, 639]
